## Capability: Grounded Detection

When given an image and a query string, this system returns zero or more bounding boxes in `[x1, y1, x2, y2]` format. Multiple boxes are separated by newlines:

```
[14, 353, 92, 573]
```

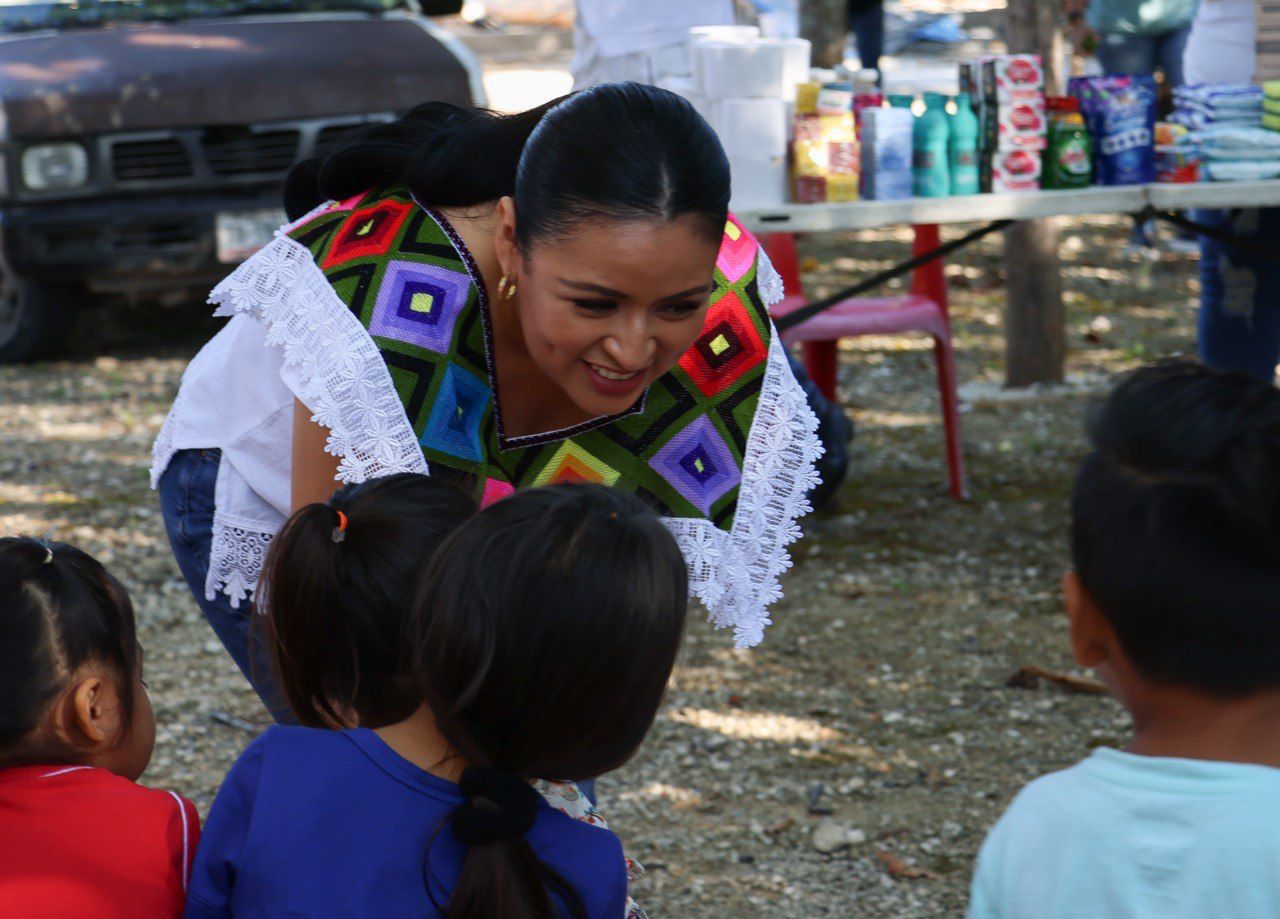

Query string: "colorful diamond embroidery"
[716, 214, 759, 284]
[481, 477, 515, 507]
[368, 260, 472, 354]
[649, 415, 740, 515]
[532, 441, 621, 487]
[678, 291, 766, 397]
[422, 364, 489, 463]
[322, 200, 411, 269]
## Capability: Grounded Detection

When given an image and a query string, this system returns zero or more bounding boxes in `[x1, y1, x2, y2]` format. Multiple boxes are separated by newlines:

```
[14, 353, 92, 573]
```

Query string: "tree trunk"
[1003, 0, 1066, 386]
[800, 0, 847, 69]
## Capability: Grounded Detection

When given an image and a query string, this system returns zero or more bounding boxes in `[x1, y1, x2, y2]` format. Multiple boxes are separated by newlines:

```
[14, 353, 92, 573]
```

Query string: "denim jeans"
[848, 0, 884, 74]
[1195, 208, 1280, 382]
[158, 448, 292, 721]
[1095, 25, 1191, 86]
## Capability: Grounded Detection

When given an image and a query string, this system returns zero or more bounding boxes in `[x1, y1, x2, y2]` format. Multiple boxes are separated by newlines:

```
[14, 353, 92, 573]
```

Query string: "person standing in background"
[1182, 0, 1280, 381]
[569, 0, 736, 89]
[1065, 0, 1198, 85]
[847, 0, 884, 74]
[1066, 0, 1199, 251]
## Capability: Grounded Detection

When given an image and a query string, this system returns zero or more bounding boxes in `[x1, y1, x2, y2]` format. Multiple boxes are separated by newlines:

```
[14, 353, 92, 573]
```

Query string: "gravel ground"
[0, 215, 1199, 916]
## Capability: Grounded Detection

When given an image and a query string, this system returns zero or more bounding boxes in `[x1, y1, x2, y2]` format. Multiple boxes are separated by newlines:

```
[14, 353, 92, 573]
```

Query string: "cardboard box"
[981, 54, 1044, 100]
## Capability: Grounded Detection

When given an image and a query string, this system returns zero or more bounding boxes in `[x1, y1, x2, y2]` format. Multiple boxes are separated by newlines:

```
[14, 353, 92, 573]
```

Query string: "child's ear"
[54, 670, 127, 750]
[1063, 571, 1108, 669]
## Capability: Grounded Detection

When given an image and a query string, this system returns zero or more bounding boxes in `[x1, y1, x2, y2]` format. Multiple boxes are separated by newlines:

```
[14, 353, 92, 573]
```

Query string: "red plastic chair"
[765, 226, 969, 500]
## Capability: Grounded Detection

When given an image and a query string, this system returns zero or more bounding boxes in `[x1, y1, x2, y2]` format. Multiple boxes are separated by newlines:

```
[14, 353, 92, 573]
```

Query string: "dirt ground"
[0, 215, 1199, 916]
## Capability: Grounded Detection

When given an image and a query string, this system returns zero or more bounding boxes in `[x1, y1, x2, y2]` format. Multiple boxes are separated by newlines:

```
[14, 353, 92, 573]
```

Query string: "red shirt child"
[0, 538, 200, 919]
[0, 765, 199, 919]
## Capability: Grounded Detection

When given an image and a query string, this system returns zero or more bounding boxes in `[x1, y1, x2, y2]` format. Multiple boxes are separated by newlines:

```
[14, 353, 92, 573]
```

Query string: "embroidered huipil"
[151, 186, 820, 647]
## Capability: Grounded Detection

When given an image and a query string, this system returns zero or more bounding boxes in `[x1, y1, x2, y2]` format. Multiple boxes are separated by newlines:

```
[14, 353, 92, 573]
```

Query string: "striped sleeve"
[166, 791, 201, 893]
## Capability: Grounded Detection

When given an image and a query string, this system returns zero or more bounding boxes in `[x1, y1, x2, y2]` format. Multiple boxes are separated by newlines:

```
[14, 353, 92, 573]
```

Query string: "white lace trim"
[195, 218, 427, 603]
[664, 332, 823, 647]
[755, 246, 786, 309]
[208, 229, 428, 486]
[205, 514, 276, 606]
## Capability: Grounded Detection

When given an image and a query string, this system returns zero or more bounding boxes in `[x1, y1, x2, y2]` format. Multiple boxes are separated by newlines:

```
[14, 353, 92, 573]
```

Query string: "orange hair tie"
[332, 510, 349, 544]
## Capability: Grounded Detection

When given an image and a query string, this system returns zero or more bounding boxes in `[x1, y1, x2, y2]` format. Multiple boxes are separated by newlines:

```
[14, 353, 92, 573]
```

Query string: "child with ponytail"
[0, 538, 199, 919]
[188, 481, 685, 917]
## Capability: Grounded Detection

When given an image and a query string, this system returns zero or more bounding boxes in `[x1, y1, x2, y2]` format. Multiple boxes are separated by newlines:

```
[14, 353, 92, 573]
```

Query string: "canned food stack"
[689, 29, 811, 210]
[963, 54, 1047, 193]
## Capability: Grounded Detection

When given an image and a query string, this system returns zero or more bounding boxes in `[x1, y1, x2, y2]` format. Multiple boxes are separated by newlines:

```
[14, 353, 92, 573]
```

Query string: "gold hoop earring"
[498, 273, 518, 300]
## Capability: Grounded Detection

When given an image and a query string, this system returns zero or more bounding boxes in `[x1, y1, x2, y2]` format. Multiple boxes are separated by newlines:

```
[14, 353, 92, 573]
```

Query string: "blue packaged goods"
[1070, 74, 1157, 185]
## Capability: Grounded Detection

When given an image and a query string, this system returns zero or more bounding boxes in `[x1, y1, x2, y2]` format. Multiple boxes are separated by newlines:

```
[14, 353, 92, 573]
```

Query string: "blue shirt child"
[185, 726, 629, 918]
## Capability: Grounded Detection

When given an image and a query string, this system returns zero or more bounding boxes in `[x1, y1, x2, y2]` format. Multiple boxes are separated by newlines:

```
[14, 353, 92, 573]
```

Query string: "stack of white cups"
[658, 26, 810, 210]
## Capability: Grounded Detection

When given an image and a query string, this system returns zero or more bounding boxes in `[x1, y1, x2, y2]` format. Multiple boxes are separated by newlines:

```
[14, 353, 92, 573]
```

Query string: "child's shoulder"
[23, 764, 195, 819]
[531, 802, 629, 914]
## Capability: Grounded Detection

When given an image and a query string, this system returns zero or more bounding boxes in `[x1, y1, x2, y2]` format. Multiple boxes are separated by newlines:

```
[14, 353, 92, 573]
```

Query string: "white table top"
[735, 180, 1280, 233]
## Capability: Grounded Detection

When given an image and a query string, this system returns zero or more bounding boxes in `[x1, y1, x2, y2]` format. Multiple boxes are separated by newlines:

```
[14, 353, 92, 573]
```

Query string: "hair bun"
[451, 766, 539, 845]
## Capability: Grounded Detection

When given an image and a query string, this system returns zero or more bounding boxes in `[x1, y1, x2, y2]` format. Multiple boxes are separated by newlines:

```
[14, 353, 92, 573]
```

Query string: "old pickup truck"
[0, 0, 482, 362]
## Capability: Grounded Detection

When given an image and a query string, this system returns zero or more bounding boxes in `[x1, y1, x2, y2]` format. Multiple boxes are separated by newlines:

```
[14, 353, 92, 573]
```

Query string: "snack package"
[981, 92, 1048, 150]
[1070, 74, 1157, 185]
[991, 149, 1041, 192]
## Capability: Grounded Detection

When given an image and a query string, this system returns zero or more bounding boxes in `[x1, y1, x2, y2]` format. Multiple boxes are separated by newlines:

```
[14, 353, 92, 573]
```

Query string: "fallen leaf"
[876, 850, 936, 880]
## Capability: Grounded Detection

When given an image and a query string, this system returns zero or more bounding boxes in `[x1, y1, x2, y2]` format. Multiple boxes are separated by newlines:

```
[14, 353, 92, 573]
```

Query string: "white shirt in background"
[1183, 0, 1256, 85]
[570, 0, 736, 88]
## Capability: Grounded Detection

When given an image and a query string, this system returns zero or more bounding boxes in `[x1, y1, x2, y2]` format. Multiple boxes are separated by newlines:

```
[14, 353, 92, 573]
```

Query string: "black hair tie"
[452, 766, 540, 845]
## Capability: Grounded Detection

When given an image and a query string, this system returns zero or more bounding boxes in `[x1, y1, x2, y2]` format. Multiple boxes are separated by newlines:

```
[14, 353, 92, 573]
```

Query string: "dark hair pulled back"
[0, 538, 138, 764]
[263, 473, 477, 729]
[411, 483, 688, 918]
[285, 82, 731, 248]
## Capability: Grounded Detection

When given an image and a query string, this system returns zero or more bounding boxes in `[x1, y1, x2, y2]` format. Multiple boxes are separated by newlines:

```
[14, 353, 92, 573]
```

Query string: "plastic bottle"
[888, 93, 915, 109]
[913, 91, 951, 197]
[852, 68, 883, 131]
[949, 92, 980, 195]
[1043, 97, 1093, 189]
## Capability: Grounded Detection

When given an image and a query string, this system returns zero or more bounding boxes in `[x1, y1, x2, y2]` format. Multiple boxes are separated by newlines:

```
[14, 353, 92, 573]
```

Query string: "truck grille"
[100, 116, 391, 188]
[111, 138, 194, 182]
[314, 123, 367, 158]
[202, 129, 300, 177]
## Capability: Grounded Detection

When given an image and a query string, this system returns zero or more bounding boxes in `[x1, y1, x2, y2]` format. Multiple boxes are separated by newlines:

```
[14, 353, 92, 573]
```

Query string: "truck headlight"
[21, 143, 89, 191]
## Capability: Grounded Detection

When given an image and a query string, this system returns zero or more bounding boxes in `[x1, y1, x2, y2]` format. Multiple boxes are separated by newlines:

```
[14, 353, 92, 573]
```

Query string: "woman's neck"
[374, 706, 469, 783]
[436, 204, 593, 436]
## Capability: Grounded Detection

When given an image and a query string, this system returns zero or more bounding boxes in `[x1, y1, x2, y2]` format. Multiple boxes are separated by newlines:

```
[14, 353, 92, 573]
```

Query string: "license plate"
[216, 208, 286, 263]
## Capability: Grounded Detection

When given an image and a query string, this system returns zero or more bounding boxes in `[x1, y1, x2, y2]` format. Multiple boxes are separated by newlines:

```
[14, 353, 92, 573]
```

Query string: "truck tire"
[0, 274, 79, 364]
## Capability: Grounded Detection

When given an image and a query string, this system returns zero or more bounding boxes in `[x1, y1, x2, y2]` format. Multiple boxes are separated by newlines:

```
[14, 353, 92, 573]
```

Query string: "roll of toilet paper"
[728, 154, 787, 210]
[696, 40, 787, 100]
[715, 97, 788, 157]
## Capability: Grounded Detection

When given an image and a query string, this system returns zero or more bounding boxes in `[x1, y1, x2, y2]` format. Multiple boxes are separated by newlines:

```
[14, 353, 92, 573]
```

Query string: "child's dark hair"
[1072, 360, 1280, 695]
[284, 82, 731, 249]
[0, 538, 138, 764]
[263, 473, 477, 729]
[411, 484, 688, 918]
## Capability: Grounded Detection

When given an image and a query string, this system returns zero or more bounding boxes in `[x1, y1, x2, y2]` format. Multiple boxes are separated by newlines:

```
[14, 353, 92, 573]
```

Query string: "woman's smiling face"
[498, 204, 721, 420]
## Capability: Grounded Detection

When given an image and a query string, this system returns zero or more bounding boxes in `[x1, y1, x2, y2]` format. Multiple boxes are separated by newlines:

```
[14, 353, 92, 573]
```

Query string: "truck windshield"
[0, 0, 404, 32]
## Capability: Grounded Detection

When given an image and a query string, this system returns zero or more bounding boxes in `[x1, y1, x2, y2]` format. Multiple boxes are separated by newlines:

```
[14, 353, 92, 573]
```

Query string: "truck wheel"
[0, 272, 79, 364]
